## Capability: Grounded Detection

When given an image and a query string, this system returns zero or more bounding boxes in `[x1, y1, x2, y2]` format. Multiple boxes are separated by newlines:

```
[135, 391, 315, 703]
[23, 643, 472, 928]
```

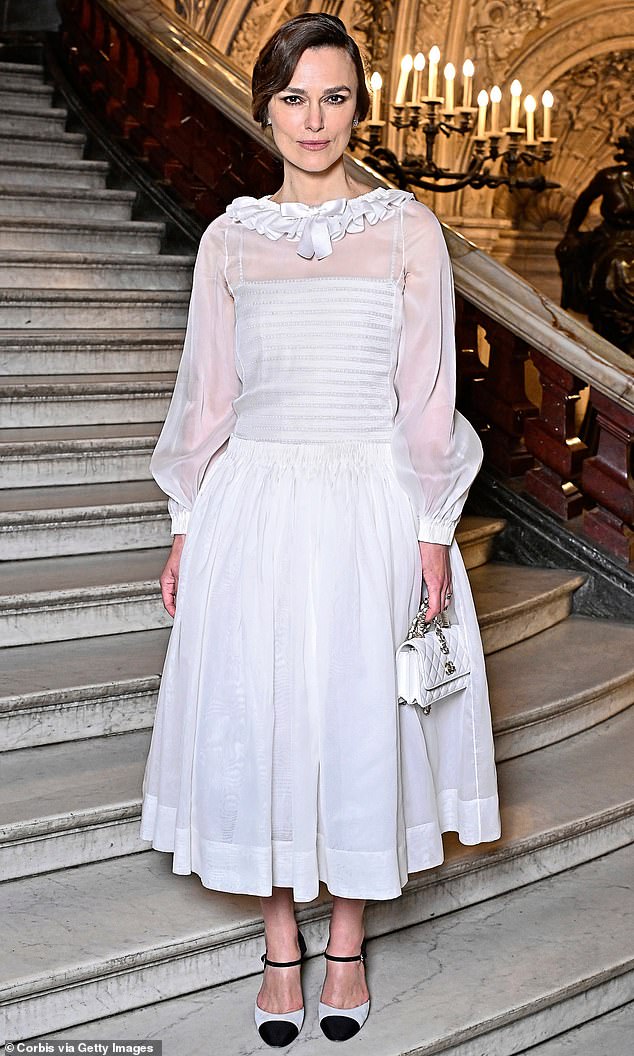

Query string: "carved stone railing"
[56, 0, 634, 565]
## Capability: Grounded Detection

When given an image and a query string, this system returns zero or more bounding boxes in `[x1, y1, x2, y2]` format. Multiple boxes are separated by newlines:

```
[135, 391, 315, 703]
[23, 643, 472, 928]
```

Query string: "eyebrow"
[281, 85, 352, 95]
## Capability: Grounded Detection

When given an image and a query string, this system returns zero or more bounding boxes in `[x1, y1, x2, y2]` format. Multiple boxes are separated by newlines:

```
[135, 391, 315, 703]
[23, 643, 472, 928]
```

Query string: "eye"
[281, 95, 302, 105]
[327, 94, 346, 104]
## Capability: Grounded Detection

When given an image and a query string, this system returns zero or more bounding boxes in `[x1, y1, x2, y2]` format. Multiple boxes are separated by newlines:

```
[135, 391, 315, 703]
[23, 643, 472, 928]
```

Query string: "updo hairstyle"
[251, 13, 371, 131]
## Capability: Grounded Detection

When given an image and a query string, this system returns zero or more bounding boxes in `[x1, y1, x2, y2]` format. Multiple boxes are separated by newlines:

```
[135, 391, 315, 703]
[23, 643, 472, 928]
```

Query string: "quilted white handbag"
[396, 596, 470, 715]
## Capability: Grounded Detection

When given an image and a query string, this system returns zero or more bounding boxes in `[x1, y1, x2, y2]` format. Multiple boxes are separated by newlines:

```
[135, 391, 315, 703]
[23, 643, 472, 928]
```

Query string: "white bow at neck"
[226, 187, 415, 260]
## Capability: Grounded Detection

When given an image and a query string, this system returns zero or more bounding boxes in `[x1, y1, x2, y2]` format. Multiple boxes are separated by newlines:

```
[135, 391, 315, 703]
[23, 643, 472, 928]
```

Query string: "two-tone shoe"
[254, 928, 307, 1047]
[318, 936, 370, 1042]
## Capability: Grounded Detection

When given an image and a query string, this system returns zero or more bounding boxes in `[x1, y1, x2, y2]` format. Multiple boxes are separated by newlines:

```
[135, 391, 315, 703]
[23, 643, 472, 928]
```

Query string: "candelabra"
[350, 52, 560, 194]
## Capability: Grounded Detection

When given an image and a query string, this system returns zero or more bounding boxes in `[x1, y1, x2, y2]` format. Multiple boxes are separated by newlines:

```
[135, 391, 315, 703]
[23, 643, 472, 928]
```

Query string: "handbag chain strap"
[406, 596, 456, 676]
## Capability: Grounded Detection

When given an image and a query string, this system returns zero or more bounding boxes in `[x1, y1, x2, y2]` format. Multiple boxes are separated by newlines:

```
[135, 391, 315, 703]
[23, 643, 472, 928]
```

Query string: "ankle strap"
[261, 927, 307, 968]
[261, 952, 303, 967]
[324, 938, 367, 963]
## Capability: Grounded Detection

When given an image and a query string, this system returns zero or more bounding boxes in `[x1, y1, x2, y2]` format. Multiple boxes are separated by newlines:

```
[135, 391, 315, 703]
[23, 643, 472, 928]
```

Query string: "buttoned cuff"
[168, 499, 190, 536]
[417, 516, 457, 546]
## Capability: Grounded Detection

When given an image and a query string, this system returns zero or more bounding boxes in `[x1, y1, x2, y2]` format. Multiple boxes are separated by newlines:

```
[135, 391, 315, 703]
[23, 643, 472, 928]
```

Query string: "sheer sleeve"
[391, 202, 483, 546]
[149, 216, 240, 535]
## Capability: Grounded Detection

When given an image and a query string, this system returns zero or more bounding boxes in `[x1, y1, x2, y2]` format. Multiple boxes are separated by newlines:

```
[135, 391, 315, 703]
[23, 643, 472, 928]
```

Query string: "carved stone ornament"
[467, 0, 549, 85]
[230, 1, 308, 71]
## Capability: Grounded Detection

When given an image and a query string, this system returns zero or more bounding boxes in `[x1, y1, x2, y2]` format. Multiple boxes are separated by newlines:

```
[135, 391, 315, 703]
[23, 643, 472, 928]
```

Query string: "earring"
[352, 117, 359, 127]
[266, 118, 272, 126]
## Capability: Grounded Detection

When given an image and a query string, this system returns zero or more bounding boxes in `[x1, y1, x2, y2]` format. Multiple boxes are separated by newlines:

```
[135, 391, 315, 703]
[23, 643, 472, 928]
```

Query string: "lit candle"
[428, 45, 441, 98]
[477, 89, 489, 137]
[411, 52, 425, 104]
[444, 63, 456, 111]
[510, 79, 522, 130]
[542, 90, 554, 138]
[395, 54, 413, 105]
[462, 59, 474, 108]
[490, 85, 502, 133]
[524, 94, 536, 143]
[370, 71, 382, 122]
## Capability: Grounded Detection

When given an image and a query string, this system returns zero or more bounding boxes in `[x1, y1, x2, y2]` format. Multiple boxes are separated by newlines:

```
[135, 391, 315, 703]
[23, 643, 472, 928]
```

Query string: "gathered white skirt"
[139, 433, 500, 903]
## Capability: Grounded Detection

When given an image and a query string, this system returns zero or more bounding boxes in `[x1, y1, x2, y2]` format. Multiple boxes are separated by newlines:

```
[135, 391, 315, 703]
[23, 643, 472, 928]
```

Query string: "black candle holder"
[349, 99, 559, 194]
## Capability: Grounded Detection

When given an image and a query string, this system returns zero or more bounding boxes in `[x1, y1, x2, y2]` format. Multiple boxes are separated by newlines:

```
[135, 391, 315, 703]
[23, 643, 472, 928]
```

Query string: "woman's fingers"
[160, 570, 177, 617]
[425, 584, 443, 622]
[159, 537, 185, 618]
[160, 560, 179, 617]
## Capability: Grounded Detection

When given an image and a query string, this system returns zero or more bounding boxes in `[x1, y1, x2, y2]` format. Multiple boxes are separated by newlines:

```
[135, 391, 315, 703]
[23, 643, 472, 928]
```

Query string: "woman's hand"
[160, 534, 186, 617]
[418, 540, 452, 622]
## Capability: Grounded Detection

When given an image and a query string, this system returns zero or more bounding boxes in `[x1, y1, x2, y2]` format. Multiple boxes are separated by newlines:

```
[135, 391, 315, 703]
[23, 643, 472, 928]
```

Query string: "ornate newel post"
[523, 350, 589, 518]
[581, 390, 634, 562]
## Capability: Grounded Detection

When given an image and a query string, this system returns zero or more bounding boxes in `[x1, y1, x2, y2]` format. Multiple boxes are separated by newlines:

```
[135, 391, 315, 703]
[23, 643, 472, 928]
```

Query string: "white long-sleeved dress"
[139, 186, 501, 902]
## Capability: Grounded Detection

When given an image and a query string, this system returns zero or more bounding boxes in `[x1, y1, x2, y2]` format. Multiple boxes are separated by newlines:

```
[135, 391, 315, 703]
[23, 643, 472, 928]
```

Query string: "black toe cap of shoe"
[258, 1020, 300, 1047]
[319, 1015, 361, 1042]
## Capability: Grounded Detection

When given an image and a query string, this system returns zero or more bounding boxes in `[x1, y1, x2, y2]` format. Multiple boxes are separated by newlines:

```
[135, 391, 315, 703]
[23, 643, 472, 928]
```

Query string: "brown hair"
[251, 13, 371, 131]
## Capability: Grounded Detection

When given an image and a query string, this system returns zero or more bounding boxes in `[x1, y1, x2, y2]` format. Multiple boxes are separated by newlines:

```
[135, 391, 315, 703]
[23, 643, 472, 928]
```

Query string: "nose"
[305, 104, 325, 132]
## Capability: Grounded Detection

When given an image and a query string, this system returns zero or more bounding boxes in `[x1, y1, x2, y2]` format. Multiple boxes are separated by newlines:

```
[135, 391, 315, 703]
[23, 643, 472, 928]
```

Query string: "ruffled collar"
[226, 186, 415, 260]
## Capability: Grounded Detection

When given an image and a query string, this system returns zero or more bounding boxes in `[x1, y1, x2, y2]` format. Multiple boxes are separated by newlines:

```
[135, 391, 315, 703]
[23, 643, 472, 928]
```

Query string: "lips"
[298, 141, 330, 150]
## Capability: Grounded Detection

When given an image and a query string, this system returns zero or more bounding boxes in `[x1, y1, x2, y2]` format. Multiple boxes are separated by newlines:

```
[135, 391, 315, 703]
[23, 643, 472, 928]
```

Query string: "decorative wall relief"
[413, 0, 448, 54]
[521, 49, 634, 230]
[171, 0, 221, 38]
[553, 50, 634, 158]
[228, 1, 306, 71]
[348, 0, 396, 73]
[467, 0, 549, 86]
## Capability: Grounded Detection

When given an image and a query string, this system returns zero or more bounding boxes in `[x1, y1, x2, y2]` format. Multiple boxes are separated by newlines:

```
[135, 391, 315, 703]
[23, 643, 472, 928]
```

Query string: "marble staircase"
[1, 58, 634, 1053]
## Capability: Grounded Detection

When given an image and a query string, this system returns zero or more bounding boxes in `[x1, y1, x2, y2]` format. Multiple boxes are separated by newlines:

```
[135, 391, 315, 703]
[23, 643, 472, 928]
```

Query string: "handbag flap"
[400, 628, 470, 692]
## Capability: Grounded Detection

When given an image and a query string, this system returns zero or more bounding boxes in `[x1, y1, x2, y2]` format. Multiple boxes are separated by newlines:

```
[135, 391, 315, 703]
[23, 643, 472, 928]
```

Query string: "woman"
[140, 12, 501, 1047]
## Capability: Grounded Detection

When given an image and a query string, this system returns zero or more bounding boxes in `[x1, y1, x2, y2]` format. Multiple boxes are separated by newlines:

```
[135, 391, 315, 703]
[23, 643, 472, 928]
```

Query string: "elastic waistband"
[227, 433, 393, 466]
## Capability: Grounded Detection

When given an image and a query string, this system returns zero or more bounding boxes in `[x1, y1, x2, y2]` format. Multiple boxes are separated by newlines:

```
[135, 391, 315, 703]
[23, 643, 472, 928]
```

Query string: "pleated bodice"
[232, 276, 398, 443]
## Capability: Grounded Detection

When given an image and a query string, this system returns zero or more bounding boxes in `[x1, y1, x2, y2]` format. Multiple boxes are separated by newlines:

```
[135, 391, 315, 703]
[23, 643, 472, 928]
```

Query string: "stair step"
[0, 217, 165, 254]
[0, 628, 170, 749]
[469, 562, 586, 652]
[0, 61, 45, 88]
[0, 372, 176, 427]
[486, 614, 634, 759]
[0, 86, 54, 110]
[2, 608, 631, 756]
[0, 158, 109, 190]
[33, 846, 634, 1055]
[0, 106, 68, 135]
[0, 187, 137, 221]
[0, 287, 189, 328]
[2, 643, 633, 879]
[4, 605, 630, 757]
[0, 548, 585, 650]
[0, 547, 170, 646]
[1, 733, 632, 1040]
[0, 129, 86, 162]
[452, 514, 505, 569]
[0, 250, 194, 289]
[519, 1001, 634, 1055]
[0, 329, 183, 374]
[0, 479, 171, 559]
[0, 422, 161, 489]
[0, 483, 500, 561]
